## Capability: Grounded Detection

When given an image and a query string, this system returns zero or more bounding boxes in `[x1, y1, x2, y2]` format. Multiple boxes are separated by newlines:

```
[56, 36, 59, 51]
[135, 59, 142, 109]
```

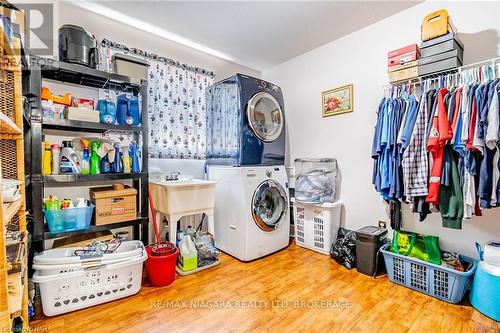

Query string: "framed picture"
[321, 84, 353, 117]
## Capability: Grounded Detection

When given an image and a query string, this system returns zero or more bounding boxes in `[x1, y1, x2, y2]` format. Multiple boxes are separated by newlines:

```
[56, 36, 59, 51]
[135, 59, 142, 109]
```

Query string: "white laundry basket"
[292, 199, 343, 255]
[32, 241, 147, 316]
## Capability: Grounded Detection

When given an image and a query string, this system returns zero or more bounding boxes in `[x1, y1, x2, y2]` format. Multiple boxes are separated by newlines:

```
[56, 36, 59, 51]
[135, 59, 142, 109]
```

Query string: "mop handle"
[148, 185, 161, 244]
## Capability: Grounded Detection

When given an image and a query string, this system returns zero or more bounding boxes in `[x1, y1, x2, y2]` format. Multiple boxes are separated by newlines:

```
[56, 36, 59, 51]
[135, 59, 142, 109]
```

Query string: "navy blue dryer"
[206, 74, 285, 166]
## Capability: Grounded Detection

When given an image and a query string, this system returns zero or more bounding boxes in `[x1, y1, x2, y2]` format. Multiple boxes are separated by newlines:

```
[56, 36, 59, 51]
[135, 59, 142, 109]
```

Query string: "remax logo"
[16, 3, 54, 55]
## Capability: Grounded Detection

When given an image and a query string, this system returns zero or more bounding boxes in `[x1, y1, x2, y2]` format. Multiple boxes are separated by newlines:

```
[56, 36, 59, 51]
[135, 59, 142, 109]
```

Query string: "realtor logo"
[16, 3, 54, 55]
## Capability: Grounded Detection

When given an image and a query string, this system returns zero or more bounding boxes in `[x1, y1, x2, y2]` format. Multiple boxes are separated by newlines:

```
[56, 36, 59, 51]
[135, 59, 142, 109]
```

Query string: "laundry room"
[0, 0, 499, 332]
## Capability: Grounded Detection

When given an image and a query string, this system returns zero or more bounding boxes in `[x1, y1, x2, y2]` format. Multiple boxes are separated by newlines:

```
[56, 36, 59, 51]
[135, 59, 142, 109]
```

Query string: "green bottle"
[90, 141, 101, 175]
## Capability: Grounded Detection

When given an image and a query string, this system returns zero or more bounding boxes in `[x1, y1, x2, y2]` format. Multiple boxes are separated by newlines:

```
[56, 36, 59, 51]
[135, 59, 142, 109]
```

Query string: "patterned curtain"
[99, 40, 215, 159]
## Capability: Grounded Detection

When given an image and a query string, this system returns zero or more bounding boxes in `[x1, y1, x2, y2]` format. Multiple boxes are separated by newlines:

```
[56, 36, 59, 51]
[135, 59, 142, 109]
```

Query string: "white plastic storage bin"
[292, 199, 343, 255]
[32, 241, 147, 316]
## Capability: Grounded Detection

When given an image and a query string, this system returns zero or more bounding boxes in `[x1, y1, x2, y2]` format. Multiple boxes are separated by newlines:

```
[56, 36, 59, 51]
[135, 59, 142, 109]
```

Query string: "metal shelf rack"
[22, 54, 150, 251]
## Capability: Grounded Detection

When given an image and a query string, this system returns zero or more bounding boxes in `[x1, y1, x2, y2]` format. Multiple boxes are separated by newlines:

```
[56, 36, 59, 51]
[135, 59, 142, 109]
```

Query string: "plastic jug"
[117, 94, 140, 125]
[59, 141, 81, 174]
[97, 98, 117, 124]
[178, 235, 198, 271]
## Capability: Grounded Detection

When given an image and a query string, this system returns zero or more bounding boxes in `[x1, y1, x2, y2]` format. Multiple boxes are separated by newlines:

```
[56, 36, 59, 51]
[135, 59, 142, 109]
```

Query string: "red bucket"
[145, 245, 179, 287]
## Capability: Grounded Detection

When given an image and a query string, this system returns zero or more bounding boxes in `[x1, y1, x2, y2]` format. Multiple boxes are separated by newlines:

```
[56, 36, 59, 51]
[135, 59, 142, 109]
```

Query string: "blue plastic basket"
[44, 204, 95, 234]
[381, 244, 477, 303]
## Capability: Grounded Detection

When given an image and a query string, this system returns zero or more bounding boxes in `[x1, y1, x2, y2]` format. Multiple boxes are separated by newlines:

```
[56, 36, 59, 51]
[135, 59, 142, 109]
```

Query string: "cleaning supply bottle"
[186, 226, 196, 241]
[100, 155, 111, 173]
[112, 143, 123, 173]
[178, 235, 198, 271]
[59, 141, 81, 174]
[122, 145, 131, 173]
[129, 142, 140, 173]
[42, 142, 52, 175]
[90, 141, 101, 175]
[80, 139, 90, 175]
[51, 144, 60, 175]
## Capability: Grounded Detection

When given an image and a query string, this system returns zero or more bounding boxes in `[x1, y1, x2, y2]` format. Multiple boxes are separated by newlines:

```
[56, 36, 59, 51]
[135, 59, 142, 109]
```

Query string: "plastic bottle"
[178, 235, 198, 271]
[80, 139, 90, 175]
[186, 226, 196, 241]
[42, 142, 52, 176]
[59, 141, 81, 174]
[51, 144, 60, 175]
[90, 141, 101, 175]
[129, 142, 140, 173]
[122, 145, 131, 173]
[100, 155, 111, 173]
[112, 143, 123, 173]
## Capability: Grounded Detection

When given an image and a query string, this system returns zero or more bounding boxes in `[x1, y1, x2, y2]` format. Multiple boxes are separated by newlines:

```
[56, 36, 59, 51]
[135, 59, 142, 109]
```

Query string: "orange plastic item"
[41, 87, 72, 106]
[421, 9, 456, 41]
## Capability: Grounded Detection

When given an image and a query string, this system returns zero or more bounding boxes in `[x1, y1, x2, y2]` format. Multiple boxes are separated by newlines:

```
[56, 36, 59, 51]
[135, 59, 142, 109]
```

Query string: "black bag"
[330, 227, 357, 269]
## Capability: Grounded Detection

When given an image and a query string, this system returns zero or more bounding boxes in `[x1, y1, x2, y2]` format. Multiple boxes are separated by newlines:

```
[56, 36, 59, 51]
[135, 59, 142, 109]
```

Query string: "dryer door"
[252, 179, 288, 232]
[246, 92, 284, 142]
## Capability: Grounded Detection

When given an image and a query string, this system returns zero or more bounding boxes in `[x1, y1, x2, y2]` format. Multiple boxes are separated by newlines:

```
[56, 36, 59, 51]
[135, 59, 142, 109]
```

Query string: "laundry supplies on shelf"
[43, 196, 94, 233]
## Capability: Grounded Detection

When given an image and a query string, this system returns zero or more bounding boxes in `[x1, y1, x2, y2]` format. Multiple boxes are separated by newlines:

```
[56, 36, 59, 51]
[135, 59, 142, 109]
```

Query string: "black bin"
[355, 226, 387, 276]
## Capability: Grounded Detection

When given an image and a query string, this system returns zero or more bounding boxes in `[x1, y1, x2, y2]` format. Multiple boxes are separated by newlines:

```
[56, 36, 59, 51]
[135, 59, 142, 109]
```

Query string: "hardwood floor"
[31, 241, 499, 333]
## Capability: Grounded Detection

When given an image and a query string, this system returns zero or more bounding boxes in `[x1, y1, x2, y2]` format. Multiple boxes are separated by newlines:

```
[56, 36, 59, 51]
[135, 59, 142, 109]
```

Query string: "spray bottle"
[129, 142, 140, 173]
[80, 139, 90, 175]
[122, 145, 131, 173]
[112, 143, 123, 173]
[42, 142, 52, 175]
[90, 141, 101, 175]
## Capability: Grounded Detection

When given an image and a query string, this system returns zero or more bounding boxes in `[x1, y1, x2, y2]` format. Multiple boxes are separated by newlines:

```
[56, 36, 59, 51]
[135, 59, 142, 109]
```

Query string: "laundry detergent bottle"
[80, 139, 90, 175]
[59, 141, 81, 174]
[178, 235, 198, 271]
[42, 142, 52, 176]
[129, 142, 140, 173]
[90, 141, 101, 175]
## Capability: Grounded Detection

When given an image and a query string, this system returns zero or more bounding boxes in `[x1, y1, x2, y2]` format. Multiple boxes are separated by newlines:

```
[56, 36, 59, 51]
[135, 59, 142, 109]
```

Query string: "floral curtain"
[99, 40, 215, 159]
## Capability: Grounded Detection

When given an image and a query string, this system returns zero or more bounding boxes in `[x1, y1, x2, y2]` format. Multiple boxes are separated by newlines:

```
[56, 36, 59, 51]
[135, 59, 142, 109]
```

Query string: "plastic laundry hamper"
[292, 198, 343, 255]
[32, 241, 147, 316]
[381, 244, 476, 303]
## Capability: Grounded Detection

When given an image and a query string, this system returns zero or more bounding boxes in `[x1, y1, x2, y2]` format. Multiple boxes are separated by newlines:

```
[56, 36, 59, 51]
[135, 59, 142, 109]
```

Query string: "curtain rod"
[384, 56, 500, 88]
[101, 38, 215, 78]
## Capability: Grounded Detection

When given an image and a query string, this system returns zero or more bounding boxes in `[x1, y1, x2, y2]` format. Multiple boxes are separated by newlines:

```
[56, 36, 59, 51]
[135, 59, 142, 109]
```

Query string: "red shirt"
[426, 88, 452, 204]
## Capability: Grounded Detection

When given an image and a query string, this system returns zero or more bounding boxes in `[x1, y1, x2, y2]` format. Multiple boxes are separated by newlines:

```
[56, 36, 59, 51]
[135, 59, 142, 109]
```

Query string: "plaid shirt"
[402, 92, 430, 198]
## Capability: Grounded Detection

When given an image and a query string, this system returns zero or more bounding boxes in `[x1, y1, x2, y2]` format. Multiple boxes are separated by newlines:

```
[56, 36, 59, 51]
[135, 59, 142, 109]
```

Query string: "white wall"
[263, 1, 500, 258]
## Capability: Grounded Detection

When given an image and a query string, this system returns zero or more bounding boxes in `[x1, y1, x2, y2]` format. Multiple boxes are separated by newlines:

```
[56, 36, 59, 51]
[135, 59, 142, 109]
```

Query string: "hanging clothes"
[373, 62, 500, 230]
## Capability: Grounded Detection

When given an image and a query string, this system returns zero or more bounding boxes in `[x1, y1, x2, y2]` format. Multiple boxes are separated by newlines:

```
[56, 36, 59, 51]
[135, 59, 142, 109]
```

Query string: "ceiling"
[85, 1, 420, 71]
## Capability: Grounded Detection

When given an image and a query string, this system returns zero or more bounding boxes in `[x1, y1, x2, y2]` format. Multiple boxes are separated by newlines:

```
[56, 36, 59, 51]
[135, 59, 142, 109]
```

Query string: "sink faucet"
[165, 172, 180, 181]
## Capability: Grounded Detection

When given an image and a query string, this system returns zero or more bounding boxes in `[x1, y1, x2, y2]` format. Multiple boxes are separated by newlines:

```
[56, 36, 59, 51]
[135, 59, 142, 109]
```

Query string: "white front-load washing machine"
[208, 165, 290, 261]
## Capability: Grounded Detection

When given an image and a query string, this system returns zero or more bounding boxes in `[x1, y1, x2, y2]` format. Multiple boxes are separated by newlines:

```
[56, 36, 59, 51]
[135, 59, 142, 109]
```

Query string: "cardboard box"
[65, 106, 100, 123]
[388, 66, 419, 83]
[388, 60, 419, 73]
[90, 184, 137, 226]
[419, 57, 462, 77]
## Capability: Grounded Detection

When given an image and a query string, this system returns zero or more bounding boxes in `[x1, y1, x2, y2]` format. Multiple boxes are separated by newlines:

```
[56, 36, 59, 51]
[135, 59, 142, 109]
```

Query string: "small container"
[294, 158, 338, 203]
[44, 204, 95, 233]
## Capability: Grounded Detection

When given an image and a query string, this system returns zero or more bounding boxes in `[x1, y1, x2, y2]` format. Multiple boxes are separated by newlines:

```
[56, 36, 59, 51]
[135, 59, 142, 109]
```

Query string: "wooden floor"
[31, 241, 499, 333]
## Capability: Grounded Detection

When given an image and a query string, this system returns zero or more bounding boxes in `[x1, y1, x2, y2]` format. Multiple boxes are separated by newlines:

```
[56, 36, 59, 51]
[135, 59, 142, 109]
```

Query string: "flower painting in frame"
[322, 84, 353, 117]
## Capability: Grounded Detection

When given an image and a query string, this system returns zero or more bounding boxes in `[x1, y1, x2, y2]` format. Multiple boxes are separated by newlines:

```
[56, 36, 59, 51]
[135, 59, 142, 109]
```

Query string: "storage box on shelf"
[23, 54, 149, 250]
[418, 32, 464, 76]
[387, 44, 420, 83]
[0, 17, 28, 330]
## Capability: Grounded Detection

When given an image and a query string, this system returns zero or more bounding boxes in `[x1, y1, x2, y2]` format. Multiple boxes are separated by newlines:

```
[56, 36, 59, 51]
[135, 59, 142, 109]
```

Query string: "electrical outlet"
[378, 220, 387, 229]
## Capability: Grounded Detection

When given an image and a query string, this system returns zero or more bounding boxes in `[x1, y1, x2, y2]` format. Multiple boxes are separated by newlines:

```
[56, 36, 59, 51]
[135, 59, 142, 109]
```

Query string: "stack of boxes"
[419, 9, 464, 76]
[387, 44, 421, 83]
[387, 9, 465, 83]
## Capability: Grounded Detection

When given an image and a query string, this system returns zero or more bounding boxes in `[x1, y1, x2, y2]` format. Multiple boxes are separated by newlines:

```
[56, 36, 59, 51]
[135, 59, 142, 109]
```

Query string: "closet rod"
[384, 55, 500, 87]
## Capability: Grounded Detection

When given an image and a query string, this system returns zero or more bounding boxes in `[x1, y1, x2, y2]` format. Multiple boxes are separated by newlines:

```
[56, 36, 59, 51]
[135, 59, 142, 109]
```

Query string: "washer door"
[246, 92, 283, 142]
[252, 180, 288, 232]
